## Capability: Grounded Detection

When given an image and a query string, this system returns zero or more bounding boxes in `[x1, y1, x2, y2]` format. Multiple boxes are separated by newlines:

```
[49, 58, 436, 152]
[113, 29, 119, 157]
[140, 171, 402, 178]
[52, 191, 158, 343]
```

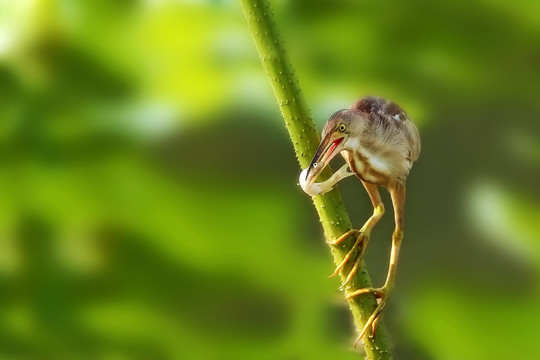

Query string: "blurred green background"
[1, 0, 539, 359]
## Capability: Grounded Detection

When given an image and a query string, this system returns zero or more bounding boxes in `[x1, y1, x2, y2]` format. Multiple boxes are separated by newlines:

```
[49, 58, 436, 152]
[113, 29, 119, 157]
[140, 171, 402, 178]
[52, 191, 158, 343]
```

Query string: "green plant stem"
[239, 0, 394, 358]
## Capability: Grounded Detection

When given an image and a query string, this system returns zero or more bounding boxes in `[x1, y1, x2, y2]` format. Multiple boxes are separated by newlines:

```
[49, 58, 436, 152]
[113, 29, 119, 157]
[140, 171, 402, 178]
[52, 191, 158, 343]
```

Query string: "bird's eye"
[338, 124, 346, 132]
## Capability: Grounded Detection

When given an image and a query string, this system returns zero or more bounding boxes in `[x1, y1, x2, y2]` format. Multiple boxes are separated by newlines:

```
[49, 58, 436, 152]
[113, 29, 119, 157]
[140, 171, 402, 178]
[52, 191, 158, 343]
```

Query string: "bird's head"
[304, 109, 362, 186]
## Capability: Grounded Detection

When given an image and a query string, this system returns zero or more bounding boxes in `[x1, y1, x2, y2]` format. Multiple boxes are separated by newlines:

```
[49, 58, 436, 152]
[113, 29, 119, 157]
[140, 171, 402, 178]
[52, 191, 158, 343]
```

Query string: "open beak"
[305, 134, 344, 185]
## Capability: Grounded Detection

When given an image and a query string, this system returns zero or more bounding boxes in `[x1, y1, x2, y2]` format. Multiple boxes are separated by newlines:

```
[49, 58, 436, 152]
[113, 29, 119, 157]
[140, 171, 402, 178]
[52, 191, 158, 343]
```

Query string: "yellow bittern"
[299, 95, 420, 345]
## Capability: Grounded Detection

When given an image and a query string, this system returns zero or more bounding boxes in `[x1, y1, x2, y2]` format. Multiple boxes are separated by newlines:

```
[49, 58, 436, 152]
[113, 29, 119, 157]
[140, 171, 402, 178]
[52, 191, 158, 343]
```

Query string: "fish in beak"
[304, 134, 345, 186]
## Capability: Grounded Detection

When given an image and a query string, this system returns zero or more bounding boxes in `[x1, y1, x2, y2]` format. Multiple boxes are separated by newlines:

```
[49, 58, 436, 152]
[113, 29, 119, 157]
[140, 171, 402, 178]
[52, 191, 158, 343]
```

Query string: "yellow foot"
[346, 287, 389, 347]
[327, 229, 361, 247]
[328, 229, 369, 289]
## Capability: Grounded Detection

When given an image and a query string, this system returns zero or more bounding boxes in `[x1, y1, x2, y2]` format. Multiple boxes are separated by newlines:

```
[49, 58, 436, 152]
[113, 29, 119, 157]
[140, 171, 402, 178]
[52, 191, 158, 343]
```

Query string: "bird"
[299, 95, 420, 345]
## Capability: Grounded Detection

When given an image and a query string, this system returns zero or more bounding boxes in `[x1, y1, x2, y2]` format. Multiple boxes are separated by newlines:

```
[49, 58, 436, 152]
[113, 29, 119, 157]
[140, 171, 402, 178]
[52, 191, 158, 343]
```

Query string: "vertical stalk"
[239, 0, 394, 359]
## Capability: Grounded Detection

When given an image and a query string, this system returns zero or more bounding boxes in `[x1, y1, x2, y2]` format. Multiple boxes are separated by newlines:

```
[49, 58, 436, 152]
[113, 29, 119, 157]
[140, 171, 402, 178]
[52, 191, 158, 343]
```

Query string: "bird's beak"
[305, 134, 344, 185]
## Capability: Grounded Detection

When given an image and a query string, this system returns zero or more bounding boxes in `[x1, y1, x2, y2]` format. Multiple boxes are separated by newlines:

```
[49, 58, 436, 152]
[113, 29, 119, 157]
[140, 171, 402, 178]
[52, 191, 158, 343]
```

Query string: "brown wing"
[351, 96, 408, 124]
[352, 95, 421, 163]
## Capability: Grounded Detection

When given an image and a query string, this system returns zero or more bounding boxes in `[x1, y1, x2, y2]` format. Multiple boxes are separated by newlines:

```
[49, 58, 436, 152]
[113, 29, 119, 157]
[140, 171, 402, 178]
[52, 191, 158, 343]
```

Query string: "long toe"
[329, 232, 368, 279]
[327, 229, 361, 246]
[345, 286, 386, 300]
[353, 294, 388, 347]
[340, 255, 362, 289]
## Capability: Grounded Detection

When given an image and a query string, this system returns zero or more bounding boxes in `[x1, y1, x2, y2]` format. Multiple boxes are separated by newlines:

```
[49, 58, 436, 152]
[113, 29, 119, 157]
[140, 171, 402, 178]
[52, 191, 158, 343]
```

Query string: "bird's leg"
[346, 183, 406, 346]
[299, 163, 353, 196]
[328, 182, 384, 288]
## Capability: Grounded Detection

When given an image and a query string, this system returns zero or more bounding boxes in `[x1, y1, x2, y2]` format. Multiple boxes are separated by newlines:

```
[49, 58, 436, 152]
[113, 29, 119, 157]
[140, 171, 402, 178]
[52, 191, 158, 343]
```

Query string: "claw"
[329, 249, 355, 279]
[345, 286, 385, 300]
[328, 228, 393, 346]
[348, 287, 389, 347]
[353, 298, 387, 347]
[341, 255, 362, 288]
[328, 230, 368, 279]
[327, 229, 360, 246]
